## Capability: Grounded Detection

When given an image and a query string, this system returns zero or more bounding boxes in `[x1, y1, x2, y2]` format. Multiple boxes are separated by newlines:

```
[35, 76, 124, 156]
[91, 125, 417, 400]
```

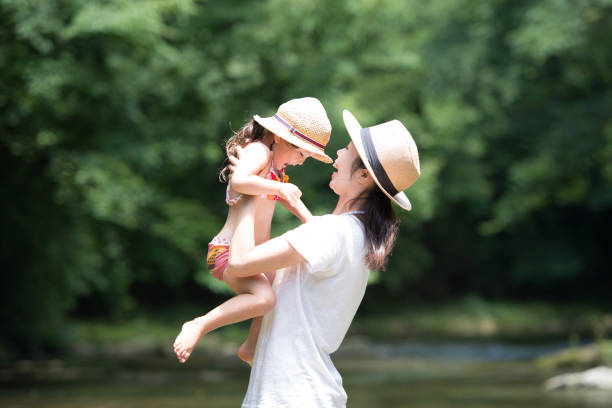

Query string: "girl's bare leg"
[173, 273, 275, 363]
[238, 317, 262, 365]
[237, 270, 276, 365]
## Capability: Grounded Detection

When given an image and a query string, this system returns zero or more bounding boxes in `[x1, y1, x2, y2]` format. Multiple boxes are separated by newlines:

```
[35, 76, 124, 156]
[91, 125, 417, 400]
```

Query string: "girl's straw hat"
[254, 97, 333, 163]
[343, 109, 420, 211]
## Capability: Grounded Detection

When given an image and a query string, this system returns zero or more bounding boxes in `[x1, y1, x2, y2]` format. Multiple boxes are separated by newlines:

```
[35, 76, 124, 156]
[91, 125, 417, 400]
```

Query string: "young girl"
[173, 97, 333, 364]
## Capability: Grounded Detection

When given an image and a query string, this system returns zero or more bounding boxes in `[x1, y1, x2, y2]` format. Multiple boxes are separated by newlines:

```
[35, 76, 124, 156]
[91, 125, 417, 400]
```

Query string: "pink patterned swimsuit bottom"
[206, 236, 231, 281]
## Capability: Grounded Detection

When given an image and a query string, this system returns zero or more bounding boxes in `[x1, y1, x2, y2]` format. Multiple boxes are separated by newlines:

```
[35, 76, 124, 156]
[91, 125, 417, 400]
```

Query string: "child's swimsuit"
[206, 169, 288, 281]
[206, 236, 231, 281]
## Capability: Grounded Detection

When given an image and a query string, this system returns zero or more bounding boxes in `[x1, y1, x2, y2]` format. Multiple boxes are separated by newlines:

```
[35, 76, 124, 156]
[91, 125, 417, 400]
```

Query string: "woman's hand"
[227, 146, 243, 179]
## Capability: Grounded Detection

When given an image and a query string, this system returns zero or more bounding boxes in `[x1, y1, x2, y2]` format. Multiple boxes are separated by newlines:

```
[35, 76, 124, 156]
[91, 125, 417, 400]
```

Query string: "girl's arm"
[229, 143, 283, 196]
[230, 145, 302, 206]
[279, 198, 312, 223]
[226, 196, 305, 278]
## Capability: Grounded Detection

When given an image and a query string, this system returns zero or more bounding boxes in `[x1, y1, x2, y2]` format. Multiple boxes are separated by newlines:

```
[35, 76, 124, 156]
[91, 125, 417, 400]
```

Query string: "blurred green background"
[1, 0, 611, 364]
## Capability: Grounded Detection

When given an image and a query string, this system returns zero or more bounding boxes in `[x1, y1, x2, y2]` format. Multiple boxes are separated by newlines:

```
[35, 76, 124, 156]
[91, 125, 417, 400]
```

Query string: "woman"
[227, 109, 421, 408]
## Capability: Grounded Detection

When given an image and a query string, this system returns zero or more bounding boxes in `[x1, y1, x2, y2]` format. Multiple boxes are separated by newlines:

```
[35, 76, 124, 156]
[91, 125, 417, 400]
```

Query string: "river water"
[1, 340, 611, 407]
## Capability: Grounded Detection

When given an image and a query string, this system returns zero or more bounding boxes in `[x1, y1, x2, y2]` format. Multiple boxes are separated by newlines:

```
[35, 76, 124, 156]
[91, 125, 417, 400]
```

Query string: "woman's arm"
[226, 196, 305, 278]
[279, 197, 312, 223]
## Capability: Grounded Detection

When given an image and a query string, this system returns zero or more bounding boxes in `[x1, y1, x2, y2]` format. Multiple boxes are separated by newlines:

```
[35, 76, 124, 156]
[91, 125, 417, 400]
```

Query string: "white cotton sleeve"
[282, 215, 344, 278]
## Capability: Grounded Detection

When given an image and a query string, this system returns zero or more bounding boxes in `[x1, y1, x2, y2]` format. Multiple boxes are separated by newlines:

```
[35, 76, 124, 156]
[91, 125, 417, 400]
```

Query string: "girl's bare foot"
[173, 320, 204, 363]
[237, 339, 256, 366]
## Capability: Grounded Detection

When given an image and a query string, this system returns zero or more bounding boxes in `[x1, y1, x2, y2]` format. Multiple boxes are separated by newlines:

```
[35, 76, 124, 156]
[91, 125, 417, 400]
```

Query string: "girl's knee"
[255, 287, 276, 312]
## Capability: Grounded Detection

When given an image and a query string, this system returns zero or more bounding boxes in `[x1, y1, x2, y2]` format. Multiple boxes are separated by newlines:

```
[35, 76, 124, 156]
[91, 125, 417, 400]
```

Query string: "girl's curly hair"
[219, 120, 267, 182]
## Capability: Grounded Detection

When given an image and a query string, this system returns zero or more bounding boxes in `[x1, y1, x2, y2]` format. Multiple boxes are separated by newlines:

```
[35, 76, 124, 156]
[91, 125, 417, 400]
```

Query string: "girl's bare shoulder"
[242, 140, 272, 163]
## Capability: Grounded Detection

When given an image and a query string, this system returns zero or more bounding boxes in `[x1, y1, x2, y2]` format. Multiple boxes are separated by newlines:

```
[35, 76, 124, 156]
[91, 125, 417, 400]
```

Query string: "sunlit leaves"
[2, 0, 611, 354]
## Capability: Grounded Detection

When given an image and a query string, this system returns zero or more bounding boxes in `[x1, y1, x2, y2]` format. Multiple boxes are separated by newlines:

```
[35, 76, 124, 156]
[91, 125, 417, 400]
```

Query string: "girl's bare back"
[217, 142, 277, 245]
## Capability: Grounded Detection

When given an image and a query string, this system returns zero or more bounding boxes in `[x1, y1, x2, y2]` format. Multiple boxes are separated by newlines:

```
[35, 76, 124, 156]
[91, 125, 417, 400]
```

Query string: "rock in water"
[545, 366, 612, 390]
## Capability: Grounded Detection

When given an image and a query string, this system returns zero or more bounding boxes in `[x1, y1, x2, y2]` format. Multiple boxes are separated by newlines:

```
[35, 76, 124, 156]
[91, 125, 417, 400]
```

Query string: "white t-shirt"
[241, 213, 368, 408]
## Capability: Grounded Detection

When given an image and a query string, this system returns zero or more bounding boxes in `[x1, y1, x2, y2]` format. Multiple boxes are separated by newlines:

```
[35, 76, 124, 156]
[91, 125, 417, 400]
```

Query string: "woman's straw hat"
[254, 97, 333, 163]
[343, 109, 420, 211]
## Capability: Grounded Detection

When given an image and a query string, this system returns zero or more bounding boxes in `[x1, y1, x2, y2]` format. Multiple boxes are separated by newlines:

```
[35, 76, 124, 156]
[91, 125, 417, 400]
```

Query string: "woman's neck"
[332, 192, 363, 215]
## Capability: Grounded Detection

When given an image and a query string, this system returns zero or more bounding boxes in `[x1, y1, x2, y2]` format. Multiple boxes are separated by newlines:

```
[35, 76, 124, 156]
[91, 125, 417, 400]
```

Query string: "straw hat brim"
[253, 115, 333, 164]
[342, 109, 412, 211]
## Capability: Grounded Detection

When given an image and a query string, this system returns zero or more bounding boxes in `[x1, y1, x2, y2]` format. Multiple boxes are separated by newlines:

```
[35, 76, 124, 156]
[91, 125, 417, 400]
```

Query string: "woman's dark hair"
[219, 120, 267, 182]
[350, 156, 400, 271]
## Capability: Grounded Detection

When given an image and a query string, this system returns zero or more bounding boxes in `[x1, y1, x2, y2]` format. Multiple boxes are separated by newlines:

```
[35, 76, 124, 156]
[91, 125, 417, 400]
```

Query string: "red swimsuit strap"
[267, 168, 288, 200]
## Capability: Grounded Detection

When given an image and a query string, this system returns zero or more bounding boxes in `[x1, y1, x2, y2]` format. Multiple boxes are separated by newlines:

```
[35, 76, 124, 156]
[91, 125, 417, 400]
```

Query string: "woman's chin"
[329, 179, 338, 194]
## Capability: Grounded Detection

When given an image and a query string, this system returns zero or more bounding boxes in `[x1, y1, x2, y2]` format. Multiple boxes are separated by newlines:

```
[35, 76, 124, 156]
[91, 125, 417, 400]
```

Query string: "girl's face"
[272, 135, 313, 171]
[329, 141, 360, 195]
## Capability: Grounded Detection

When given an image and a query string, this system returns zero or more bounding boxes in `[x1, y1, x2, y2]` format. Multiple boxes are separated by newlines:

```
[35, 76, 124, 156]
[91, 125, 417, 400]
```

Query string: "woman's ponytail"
[351, 157, 400, 271]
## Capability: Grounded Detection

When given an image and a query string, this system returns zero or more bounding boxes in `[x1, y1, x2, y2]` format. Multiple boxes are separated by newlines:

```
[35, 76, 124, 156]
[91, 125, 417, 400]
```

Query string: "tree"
[1, 0, 611, 356]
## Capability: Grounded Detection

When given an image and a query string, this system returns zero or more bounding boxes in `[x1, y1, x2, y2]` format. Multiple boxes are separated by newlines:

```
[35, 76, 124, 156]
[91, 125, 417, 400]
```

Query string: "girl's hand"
[278, 183, 302, 207]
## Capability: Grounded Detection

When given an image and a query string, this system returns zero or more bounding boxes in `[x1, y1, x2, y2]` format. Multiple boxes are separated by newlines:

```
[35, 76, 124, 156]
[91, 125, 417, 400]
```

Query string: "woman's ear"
[357, 168, 373, 185]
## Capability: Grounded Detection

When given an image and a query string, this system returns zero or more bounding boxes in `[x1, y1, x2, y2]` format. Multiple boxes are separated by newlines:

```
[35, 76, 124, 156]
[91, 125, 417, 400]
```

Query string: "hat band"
[361, 128, 399, 196]
[273, 114, 325, 151]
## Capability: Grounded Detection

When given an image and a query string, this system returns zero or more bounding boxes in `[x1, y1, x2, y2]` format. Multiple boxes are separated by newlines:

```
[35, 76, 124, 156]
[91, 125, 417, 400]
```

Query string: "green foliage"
[356, 297, 605, 340]
[536, 340, 612, 369]
[1, 0, 611, 355]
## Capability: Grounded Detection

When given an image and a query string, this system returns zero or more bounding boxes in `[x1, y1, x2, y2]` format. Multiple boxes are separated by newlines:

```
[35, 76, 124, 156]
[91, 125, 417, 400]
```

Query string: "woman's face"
[272, 135, 312, 171]
[329, 141, 360, 195]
